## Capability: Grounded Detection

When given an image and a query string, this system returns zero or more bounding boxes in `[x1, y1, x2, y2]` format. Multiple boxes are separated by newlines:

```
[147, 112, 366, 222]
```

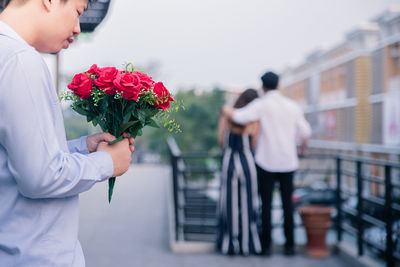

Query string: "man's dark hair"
[261, 71, 279, 90]
[1, 0, 95, 10]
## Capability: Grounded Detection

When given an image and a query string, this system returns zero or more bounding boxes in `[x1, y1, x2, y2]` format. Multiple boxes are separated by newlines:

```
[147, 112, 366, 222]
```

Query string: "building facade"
[281, 7, 400, 150]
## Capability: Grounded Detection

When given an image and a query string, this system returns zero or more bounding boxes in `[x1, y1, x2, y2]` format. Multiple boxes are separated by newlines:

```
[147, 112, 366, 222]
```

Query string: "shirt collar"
[0, 21, 30, 47]
[262, 90, 281, 97]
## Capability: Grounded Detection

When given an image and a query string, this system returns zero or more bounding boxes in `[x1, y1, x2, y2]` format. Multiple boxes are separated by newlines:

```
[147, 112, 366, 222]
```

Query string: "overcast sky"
[61, 0, 399, 92]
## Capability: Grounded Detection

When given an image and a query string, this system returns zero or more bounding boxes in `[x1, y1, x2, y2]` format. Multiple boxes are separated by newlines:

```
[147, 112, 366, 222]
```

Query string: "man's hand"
[122, 132, 135, 153]
[298, 138, 308, 158]
[86, 133, 116, 153]
[97, 137, 134, 177]
[87, 132, 135, 153]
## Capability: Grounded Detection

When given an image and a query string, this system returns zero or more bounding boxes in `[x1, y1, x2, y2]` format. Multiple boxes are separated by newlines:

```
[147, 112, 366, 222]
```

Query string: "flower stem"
[108, 177, 116, 203]
[107, 134, 123, 203]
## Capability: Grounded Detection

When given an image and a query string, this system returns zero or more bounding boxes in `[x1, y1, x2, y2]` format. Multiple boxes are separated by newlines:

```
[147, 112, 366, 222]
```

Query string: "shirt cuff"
[79, 136, 89, 154]
[87, 150, 114, 181]
[67, 136, 89, 154]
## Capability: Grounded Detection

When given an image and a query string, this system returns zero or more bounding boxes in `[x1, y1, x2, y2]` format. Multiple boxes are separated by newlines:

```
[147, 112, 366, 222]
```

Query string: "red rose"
[134, 71, 155, 91]
[113, 71, 142, 100]
[67, 73, 93, 99]
[94, 67, 118, 95]
[86, 64, 100, 76]
[153, 82, 175, 109]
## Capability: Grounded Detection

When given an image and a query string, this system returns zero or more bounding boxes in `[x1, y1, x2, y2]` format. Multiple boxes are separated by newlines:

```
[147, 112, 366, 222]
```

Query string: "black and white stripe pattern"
[218, 132, 261, 255]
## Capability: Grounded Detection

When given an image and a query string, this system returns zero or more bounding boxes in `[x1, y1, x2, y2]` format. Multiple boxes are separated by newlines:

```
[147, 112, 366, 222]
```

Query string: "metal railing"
[168, 137, 221, 242]
[335, 155, 400, 267]
[167, 137, 400, 266]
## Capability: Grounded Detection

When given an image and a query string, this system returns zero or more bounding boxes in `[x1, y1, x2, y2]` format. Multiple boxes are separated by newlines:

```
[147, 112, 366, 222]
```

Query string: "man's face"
[37, 0, 87, 53]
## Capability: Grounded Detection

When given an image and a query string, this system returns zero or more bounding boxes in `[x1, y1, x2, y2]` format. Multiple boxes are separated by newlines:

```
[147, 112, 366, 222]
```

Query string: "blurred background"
[43, 0, 399, 159]
[2, 0, 399, 266]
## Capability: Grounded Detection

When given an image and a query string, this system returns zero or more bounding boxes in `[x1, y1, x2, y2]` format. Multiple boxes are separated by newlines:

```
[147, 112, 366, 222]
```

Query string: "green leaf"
[97, 119, 107, 132]
[136, 109, 147, 125]
[123, 112, 131, 124]
[145, 119, 160, 128]
[72, 105, 89, 116]
[120, 120, 140, 133]
[129, 126, 143, 138]
[125, 101, 136, 114]
[86, 113, 96, 123]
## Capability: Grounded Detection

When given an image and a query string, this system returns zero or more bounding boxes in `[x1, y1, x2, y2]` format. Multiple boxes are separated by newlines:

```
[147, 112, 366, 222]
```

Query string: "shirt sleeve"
[295, 105, 312, 139]
[67, 136, 89, 154]
[0, 50, 114, 199]
[232, 99, 261, 125]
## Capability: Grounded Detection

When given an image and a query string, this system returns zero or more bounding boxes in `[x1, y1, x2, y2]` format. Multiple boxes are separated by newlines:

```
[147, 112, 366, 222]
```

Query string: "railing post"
[336, 157, 342, 242]
[356, 161, 364, 256]
[170, 151, 179, 241]
[384, 165, 394, 267]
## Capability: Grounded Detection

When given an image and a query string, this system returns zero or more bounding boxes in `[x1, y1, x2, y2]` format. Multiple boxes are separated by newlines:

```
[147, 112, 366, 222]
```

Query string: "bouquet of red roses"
[63, 63, 178, 202]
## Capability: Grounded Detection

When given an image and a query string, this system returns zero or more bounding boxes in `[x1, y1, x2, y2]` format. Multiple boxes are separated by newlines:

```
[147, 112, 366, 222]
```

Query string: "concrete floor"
[78, 164, 351, 267]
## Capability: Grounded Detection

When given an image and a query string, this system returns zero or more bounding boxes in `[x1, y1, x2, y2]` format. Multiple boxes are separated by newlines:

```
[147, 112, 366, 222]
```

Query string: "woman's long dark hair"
[230, 88, 258, 129]
[233, 88, 258, 108]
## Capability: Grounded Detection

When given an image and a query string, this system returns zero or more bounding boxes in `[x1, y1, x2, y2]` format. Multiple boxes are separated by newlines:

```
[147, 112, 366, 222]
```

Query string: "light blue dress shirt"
[0, 21, 114, 266]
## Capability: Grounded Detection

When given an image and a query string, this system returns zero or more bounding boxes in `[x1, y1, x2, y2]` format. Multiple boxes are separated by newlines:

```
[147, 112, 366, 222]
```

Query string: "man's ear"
[41, 0, 53, 12]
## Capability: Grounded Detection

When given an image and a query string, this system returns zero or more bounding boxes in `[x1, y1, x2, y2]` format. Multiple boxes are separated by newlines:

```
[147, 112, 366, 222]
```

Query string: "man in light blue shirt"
[0, 0, 134, 266]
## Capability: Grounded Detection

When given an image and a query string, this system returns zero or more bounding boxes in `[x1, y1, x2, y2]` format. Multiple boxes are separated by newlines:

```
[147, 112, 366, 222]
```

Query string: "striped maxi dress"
[217, 132, 261, 255]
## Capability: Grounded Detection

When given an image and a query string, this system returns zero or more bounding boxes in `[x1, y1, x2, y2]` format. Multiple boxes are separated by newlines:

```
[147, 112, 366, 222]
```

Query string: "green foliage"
[63, 111, 90, 140]
[140, 87, 225, 158]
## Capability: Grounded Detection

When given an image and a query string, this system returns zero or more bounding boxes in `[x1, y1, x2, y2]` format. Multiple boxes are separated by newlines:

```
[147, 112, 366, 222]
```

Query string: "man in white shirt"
[223, 71, 311, 256]
[0, 0, 134, 266]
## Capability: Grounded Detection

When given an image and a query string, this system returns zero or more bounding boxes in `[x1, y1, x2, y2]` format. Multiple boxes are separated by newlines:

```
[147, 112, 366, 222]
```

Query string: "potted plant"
[295, 181, 335, 258]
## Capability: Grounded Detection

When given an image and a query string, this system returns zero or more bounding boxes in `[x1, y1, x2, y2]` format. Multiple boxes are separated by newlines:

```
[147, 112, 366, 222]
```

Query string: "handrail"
[308, 139, 400, 155]
[335, 155, 400, 267]
[167, 136, 400, 265]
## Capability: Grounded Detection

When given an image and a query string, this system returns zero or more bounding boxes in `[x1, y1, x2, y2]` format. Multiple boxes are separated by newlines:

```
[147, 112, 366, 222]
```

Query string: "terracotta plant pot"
[298, 205, 333, 258]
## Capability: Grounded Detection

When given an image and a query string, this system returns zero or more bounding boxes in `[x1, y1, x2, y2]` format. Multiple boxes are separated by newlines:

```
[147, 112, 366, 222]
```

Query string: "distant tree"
[63, 107, 89, 140]
[137, 87, 226, 159]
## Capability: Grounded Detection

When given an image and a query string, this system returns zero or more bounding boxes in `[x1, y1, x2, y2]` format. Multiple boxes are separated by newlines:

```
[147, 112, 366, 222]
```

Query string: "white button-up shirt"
[232, 90, 311, 172]
[0, 21, 113, 266]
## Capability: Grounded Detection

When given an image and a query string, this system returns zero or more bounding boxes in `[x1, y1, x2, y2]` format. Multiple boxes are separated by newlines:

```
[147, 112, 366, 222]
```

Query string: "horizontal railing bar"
[301, 153, 336, 159]
[392, 202, 400, 212]
[178, 204, 216, 209]
[183, 230, 217, 235]
[272, 222, 304, 228]
[296, 169, 335, 175]
[338, 155, 400, 168]
[362, 236, 385, 252]
[342, 206, 357, 217]
[363, 195, 385, 206]
[181, 153, 222, 159]
[182, 186, 220, 191]
[341, 190, 357, 197]
[183, 169, 219, 174]
[183, 222, 218, 227]
[361, 213, 385, 228]
[392, 183, 400, 189]
[341, 222, 358, 236]
[362, 175, 385, 184]
[341, 169, 357, 178]
[184, 214, 217, 218]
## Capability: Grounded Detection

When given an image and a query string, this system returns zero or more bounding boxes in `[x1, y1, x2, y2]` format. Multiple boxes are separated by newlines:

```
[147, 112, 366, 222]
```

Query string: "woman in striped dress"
[217, 89, 261, 255]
